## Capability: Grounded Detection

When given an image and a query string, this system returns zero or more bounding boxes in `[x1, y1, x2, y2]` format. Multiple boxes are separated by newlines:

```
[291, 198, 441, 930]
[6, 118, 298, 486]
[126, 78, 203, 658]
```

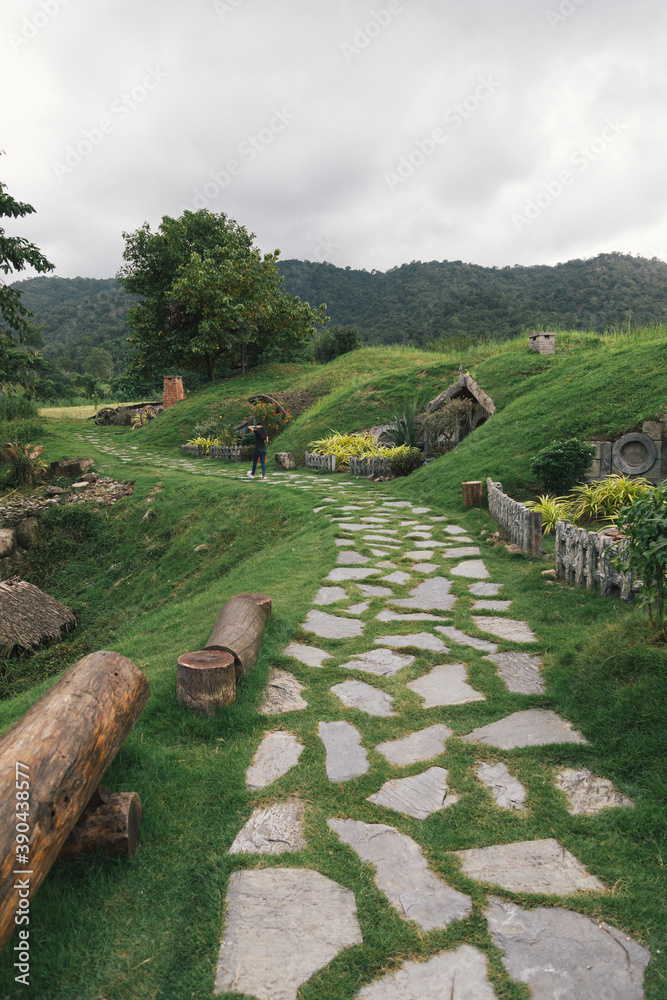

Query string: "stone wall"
[529, 332, 556, 354]
[587, 419, 665, 485]
[487, 478, 542, 555]
[555, 520, 635, 601]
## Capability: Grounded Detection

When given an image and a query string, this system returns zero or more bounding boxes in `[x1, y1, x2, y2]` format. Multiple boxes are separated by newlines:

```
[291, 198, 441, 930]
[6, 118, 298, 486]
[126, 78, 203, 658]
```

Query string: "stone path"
[73, 432, 647, 998]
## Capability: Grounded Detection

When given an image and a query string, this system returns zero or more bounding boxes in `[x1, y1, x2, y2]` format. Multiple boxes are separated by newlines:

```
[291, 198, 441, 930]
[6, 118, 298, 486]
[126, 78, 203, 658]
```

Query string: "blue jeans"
[252, 448, 266, 475]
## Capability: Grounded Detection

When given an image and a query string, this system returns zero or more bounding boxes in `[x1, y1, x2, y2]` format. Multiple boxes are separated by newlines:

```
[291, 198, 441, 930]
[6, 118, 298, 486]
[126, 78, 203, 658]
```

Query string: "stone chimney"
[529, 332, 556, 355]
[163, 376, 185, 409]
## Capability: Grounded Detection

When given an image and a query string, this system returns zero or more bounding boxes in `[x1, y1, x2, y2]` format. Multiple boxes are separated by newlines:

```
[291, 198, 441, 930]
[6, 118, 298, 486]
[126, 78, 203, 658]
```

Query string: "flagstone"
[471, 599, 512, 611]
[444, 525, 468, 534]
[456, 838, 605, 894]
[214, 868, 362, 1000]
[331, 680, 396, 717]
[367, 766, 458, 819]
[462, 709, 587, 748]
[375, 632, 450, 652]
[473, 616, 537, 643]
[337, 550, 370, 564]
[555, 768, 634, 815]
[404, 531, 433, 539]
[260, 670, 308, 715]
[335, 538, 355, 546]
[370, 549, 390, 556]
[339, 648, 415, 677]
[313, 586, 348, 605]
[483, 652, 545, 694]
[246, 731, 304, 790]
[410, 562, 438, 573]
[429, 516, 448, 521]
[412, 506, 432, 514]
[381, 501, 413, 507]
[377, 609, 448, 622]
[442, 546, 482, 557]
[408, 663, 485, 707]
[413, 539, 448, 547]
[283, 642, 331, 668]
[355, 945, 497, 1000]
[450, 559, 490, 578]
[356, 584, 393, 597]
[303, 609, 365, 639]
[399, 520, 419, 526]
[319, 721, 369, 780]
[476, 762, 527, 810]
[327, 567, 381, 582]
[344, 601, 370, 615]
[405, 550, 434, 560]
[389, 576, 456, 611]
[364, 534, 401, 544]
[435, 625, 498, 652]
[375, 560, 397, 568]
[485, 897, 650, 1000]
[469, 581, 503, 596]
[228, 799, 306, 855]
[328, 818, 472, 930]
[376, 723, 452, 765]
[381, 571, 411, 583]
[333, 522, 371, 531]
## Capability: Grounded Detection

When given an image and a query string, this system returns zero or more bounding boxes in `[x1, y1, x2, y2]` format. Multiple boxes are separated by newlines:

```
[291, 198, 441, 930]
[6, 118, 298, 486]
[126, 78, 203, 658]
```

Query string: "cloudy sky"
[3, 0, 667, 280]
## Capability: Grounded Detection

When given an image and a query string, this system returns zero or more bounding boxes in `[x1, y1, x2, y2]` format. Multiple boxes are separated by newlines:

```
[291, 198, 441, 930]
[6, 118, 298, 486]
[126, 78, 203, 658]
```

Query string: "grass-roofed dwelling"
[0, 577, 76, 657]
[425, 366, 496, 444]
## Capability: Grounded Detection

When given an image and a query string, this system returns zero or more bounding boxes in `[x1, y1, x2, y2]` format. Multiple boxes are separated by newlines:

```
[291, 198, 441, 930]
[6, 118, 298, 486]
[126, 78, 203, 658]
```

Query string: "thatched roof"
[0, 577, 76, 656]
[426, 370, 496, 416]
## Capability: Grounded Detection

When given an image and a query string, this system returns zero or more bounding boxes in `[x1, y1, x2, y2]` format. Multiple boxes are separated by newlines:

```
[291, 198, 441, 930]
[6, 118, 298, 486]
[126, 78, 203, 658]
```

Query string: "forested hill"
[277, 251, 667, 345]
[11, 252, 667, 371]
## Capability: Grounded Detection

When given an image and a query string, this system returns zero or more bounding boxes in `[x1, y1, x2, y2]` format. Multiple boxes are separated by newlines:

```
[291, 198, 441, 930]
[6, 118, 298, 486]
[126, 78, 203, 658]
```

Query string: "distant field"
[38, 401, 145, 420]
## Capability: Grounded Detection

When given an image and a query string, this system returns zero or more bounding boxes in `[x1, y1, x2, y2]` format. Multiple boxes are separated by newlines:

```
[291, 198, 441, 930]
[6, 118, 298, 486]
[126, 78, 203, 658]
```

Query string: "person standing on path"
[248, 422, 269, 479]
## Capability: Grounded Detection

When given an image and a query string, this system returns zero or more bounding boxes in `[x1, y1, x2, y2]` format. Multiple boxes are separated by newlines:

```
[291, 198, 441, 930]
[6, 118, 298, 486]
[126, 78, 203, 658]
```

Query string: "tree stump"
[205, 596, 270, 681]
[462, 480, 483, 506]
[232, 593, 272, 619]
[58, 791, 143, 860]
[177, 649, 236, 714]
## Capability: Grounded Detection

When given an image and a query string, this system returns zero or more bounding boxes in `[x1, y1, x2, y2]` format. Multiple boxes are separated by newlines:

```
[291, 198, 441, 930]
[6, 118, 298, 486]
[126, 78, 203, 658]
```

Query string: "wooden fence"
[209, 445, 242, 461]
[304, 452, 336, 471]
[486, 478, 542, 555]
[349, 456, 389, 477]
[181, 444, 203, 458]
[554, 521, 635, 600]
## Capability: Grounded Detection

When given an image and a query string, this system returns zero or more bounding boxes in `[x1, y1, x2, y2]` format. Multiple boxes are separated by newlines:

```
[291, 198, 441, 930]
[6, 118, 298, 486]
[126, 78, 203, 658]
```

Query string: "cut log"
[232, 593, 272, 619]
[205, 596, 269, 681]
[177, 649, 236, 713]
[57, 792, 143, 861]
[0, 650, 149, 955]
[462, 480, 483, 506]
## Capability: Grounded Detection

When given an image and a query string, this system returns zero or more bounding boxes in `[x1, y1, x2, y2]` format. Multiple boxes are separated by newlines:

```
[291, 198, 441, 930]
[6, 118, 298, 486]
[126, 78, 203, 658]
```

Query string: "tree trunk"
[177, 649, 236, 714]
[0, 650, 149, 955]
[462, 480, 483, 506]
[241, 341, 246, 376]
[232, 593, 272, 619]
[57, 792, 143, 861]
[205, 353, 215, 382]
[205, 596, 269, 681]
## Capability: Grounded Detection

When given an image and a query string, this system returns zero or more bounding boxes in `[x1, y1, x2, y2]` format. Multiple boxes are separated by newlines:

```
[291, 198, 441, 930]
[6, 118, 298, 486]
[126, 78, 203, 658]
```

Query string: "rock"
[260, 670, 308, 715]
[450, 559, 490, 579]
[442, 546, 482, 558]
[554, 767, 634, 815]
[275, 452, 296, 470]
[435, 626, 498, 653]
[327, 567, 381, 582]
[214, 868, 362, 1000]
[388, 576, 456, 612]
[331, 680, 395, 717]
[485, 897, 650, 1000]
[319, 720, 369, 781]
[381, 571, 411, 584]
[339, 648, 415, 677]
[328, 818, 472, 930]
[356, 945, 497, 1000]
[541, 568, 557, 578]
[45, 485, 64, 496]
[356, 584, 392, 597]
[245, 731, 304, 790]
[444, 525, 468, 534]
[228, 799, 306, 854]
[50, 457, 94, 477]
[457, 838, 605, 894]
[410, 562, 438, 573]
[462, 709, 587, 749]
[0, 529, 15, 559]
[337, 550, 370, 564]
[471, 599, 512, 611]
[472, 616, 537, 643]
[405, 550, 435, 560]
[483, 652, 545, 694]
[375, 632, 449, 652]
[476, 762, 527, 810]
[81, 472, 99, 483]
[302, 609, 365, 639]
[469, 582, 503, 596]
[408, 663, 485, 707]
[345, 601, 370, 615]
[14, 518, 38, 549]
[313, 586, 348, 605]
[375, 724, 452, 765]
[376, 610, 448, 622]
[367, 766, 459, 819]
[283, 642, 331, 668]
[505, 543, 524, 554]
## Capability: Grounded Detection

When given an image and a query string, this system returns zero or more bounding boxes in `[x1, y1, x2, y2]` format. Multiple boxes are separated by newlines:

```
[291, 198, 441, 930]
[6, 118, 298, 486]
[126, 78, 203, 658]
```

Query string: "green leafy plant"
[387, 445, 423, 477]
[186, 436, 220, 456]
[530, 438, 596, 494]
[247, 401, 292, 439]
[570, 475, 653, 523]
[525, 494, 575, 534]
[2, 441, 46, 486]
[418, 398, 474, 453]
[309, 431, 386, 468]
[613, 483, 667, 637]
[386, 397, 423, 448]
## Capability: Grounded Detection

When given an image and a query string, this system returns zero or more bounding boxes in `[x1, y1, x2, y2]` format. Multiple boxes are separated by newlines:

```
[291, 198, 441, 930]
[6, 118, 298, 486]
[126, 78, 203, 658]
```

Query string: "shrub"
[193, 418, 220, 440]
[418, 398, 474, 453]
[2, 441, 47, 487]
[186, 436, 219, 456]
[309, 431, 385, 468]
[247, 401, 292, 439]
[313, 326, 362, 364]
[525, 494, 575, 534]
[387, 446, 423, 477]
[613, 483, 667, 637]
[386, 397, 423, 448]
[570, 475, 653, 523]
[530, 438, 596, 494]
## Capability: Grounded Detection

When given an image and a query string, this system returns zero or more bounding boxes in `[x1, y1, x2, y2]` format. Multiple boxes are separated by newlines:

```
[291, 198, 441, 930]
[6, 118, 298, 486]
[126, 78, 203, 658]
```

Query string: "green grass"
[0, 332, 666, 998]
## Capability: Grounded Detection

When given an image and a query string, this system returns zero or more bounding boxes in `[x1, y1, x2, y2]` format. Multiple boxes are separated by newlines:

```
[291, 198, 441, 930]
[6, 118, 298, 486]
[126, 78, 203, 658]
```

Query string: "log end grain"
[177, 649, 236, 714]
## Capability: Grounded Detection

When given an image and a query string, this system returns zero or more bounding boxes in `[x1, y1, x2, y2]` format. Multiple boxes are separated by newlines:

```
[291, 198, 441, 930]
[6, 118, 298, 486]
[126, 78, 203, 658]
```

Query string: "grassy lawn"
[1, 333, 666, 998]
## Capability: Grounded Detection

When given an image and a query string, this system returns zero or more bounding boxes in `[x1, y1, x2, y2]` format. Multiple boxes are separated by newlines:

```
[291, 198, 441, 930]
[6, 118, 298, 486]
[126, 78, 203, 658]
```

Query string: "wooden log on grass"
[57, 789, 143, 861]
[177, 649, 236, 713]
[462, 480, 483, 506]
[0, 650, 149, 955]
[205, 594, 270, 681]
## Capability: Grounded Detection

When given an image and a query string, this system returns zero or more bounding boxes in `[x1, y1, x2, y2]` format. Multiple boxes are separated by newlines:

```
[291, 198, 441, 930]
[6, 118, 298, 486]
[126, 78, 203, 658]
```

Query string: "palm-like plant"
[385, 397, 423, 448]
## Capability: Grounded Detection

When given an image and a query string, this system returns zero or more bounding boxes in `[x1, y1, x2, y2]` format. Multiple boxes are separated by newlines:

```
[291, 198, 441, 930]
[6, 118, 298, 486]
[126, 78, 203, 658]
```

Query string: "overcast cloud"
[2, 0, 667, 279]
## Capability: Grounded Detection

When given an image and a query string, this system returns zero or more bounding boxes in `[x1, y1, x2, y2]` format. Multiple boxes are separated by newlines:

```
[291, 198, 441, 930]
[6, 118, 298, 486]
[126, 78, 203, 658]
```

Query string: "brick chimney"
[163, 376, 185, 408]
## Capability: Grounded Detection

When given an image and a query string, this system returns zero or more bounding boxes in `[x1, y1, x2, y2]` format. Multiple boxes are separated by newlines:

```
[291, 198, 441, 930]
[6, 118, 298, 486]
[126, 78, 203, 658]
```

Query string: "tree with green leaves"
[83, 346, 113, 378]
[118, 209, 327, 381]
[0, 170, 54, 391]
